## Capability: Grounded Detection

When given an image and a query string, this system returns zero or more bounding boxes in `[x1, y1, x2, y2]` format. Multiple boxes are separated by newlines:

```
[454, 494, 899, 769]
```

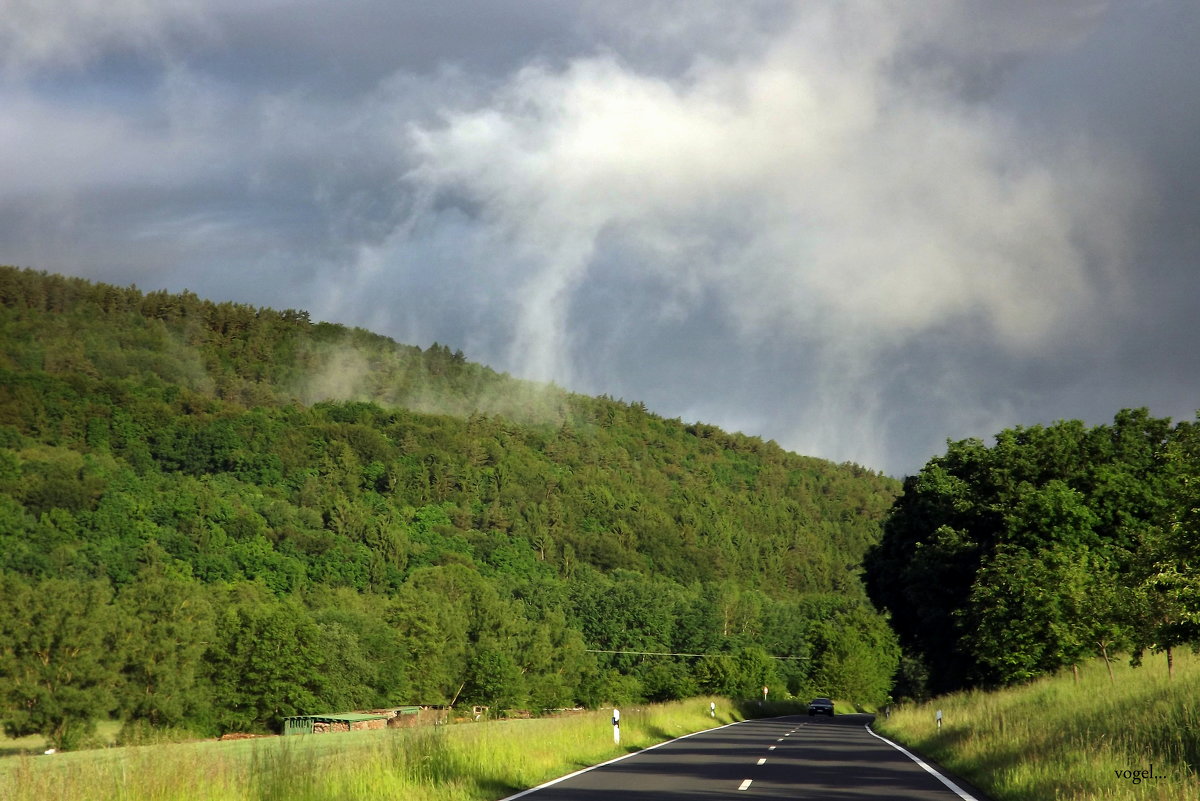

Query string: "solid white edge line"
[495, 719, 746, 801]
[864, 725, 980, 801]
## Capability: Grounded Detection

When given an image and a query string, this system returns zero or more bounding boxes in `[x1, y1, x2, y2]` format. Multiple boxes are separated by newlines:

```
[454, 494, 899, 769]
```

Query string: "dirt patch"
[218, 732, 276, 741]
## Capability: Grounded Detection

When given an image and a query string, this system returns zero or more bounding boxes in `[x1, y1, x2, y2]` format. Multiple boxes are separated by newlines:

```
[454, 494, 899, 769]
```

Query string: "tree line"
[0, 266, 901, 749]
[865, 409, 1200, 696]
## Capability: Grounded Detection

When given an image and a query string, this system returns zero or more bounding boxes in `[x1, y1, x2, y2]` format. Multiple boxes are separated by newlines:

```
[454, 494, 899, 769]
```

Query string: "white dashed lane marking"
[738, 779, 753, 791]
[757, 758, 766, 765]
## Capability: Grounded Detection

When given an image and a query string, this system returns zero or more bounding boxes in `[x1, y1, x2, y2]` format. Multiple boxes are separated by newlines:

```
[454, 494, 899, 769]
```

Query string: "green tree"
[0, 575, 122, 750]
[114, 557, 216, 729]
[958, 546, 1091, 685]
[461, 647, 528, 711]
[205, 588, 328, 732]
[808, 603, 898, 704]
[866, 410, 1188, 693]
[1129, 419, 1200, 678]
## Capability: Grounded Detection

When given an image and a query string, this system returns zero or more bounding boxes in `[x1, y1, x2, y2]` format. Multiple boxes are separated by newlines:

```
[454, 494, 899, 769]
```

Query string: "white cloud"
[405, 2, 1134, 396]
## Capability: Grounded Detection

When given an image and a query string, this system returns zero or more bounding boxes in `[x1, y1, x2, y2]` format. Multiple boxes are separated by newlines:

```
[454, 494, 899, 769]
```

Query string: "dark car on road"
[808, 697, 834, 716]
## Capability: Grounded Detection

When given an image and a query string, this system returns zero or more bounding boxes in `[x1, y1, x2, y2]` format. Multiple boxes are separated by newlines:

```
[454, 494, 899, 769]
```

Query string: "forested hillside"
[866, 410, 1200, 696]
[0, 266, 900, 750]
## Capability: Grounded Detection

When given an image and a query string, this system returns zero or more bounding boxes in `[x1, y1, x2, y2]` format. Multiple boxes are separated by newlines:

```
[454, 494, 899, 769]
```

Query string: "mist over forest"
[0, 266, 900, 749]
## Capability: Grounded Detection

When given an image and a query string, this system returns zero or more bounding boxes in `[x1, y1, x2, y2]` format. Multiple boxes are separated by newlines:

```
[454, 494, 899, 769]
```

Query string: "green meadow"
[874, 652, 1200, 801]
[0, 698, 777, 801]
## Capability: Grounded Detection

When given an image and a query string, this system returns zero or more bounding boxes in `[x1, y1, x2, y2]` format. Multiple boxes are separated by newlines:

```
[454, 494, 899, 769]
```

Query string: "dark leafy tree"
[866, 410, 1194, 693]
[0, 575, 123, 750]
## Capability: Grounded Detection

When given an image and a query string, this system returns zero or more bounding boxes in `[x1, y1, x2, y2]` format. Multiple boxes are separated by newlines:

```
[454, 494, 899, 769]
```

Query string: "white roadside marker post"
[612, 708, 620, 745]
[710, 701, 716, 718]
[936, 709, 942, 730]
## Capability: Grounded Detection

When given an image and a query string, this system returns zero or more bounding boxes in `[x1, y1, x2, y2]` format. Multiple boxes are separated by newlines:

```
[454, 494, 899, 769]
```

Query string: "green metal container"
[282, 712, 390, 735]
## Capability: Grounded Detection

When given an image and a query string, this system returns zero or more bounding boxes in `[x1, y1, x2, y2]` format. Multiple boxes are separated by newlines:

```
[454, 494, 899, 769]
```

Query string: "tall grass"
[1, 698, 747, 801]
[874, 652, 1200, 801]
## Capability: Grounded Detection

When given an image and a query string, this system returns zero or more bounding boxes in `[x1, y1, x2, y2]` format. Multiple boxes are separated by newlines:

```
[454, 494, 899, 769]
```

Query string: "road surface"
[502, 713, 989, 800]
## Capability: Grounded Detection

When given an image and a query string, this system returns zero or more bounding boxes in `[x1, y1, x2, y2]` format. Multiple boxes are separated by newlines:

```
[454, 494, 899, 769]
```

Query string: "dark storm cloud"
[204, 1, 587, 92]
[2, 1, 1197, 475]
[976, 1, 1200, 437]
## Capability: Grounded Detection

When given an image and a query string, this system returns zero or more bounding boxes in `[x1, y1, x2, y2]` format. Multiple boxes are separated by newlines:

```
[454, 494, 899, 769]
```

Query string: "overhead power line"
[584, 649, 807, 661]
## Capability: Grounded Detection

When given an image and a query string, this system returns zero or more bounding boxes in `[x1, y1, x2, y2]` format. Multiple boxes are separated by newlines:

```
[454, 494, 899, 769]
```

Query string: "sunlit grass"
[0, 720, 122, 757]
[1, 698, 750, 801]
[874, 652, 1200, 801]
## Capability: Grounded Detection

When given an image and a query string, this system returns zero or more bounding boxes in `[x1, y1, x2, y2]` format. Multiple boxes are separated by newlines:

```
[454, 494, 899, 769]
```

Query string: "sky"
[2, 0, 1198, 476]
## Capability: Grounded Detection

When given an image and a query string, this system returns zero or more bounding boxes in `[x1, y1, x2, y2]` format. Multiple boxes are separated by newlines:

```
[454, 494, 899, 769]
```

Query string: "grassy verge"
[873, 652, 1200, 800]
[1, 697, 755, 801]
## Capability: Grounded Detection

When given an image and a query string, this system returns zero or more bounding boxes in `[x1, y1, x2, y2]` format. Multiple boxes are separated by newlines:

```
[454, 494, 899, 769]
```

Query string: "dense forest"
[0, 266, 901, 750]
[866, 410, 1200, 696]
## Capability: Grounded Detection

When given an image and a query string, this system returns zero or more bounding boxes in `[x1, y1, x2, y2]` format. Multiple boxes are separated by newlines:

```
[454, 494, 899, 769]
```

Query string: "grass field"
[873, 651, 1200, 801]
[1, 697, 794, 801]
[0, 720, 122, 758]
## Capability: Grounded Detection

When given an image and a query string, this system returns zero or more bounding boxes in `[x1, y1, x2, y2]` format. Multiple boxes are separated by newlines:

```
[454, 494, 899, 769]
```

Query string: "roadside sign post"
[612, 708, 620, 745]
[936, 709, 942, 729]
[710, 701, 716, 718]
[762, 686, 768, 702]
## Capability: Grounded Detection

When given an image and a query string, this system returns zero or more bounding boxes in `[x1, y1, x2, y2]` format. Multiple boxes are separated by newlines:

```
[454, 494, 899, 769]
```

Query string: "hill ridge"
[0, 264, 900, 748]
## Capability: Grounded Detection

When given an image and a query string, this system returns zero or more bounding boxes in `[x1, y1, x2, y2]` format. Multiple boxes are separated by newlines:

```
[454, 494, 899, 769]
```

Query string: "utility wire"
[585, 649, 807, 661]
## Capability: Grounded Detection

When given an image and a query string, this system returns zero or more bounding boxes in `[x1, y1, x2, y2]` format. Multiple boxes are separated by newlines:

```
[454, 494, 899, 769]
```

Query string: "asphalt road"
[503, 714, 989, 800]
